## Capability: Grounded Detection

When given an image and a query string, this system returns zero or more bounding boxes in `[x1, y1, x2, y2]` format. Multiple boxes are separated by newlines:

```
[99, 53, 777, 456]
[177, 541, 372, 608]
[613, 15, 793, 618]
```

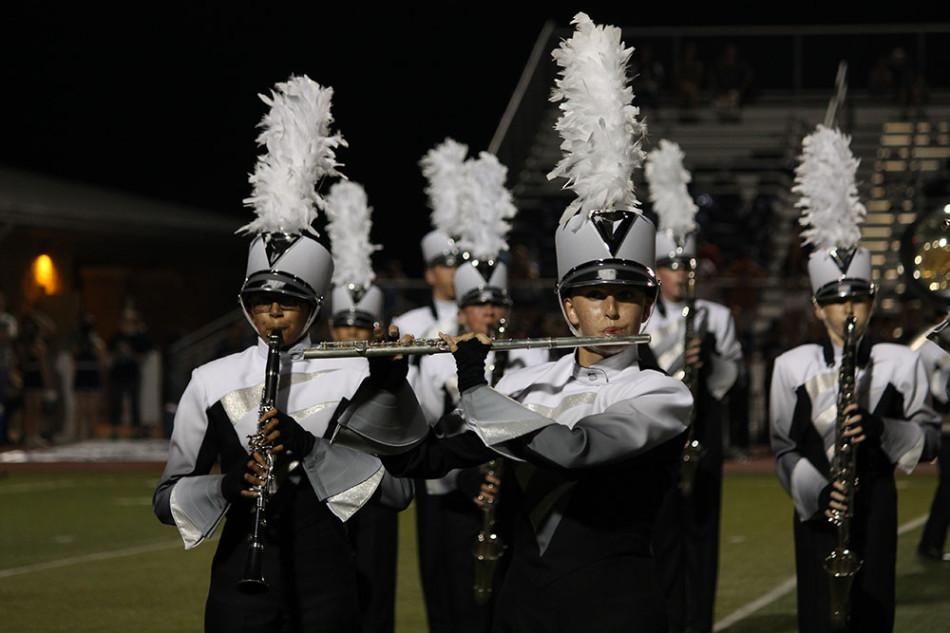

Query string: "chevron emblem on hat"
[591, 212, 635, 257]
[829, 247, 856, 275]
[264, 234, 302, 266]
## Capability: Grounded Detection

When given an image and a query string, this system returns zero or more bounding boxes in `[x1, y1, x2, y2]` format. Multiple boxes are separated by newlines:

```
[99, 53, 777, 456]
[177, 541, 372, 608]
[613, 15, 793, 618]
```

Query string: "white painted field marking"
[0, 480, 79, 494]
[0, 541, 181, 579]
[713, 513, 928, 631]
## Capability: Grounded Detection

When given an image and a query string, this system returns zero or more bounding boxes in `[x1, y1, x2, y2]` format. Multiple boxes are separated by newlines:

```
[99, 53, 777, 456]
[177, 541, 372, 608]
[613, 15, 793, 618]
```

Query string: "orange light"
[32, 254, 60, 295]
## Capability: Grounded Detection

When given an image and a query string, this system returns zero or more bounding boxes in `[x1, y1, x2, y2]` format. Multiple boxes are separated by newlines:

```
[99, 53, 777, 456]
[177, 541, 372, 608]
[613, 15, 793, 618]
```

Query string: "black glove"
[855, 407, 884, 445]
[456, 466, 487, 500]
[817, 482, 834, 518]
[368, 328, 409, 391]
[454, 337, 490, 393]
[273, 410, 316, 458]
[221, 456, 254, 504]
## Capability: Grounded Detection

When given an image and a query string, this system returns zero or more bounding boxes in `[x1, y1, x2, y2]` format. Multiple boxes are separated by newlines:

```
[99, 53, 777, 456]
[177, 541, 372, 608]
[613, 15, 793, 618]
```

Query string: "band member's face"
[813, 298, 873, 344]
[657, 267, 687, 303]
[331, 326, 373, 342]
[562, 284, 651, 340]
[247, 293, 312, 346]
[460, 303, 509, 336]
[424, 265, 456, 300]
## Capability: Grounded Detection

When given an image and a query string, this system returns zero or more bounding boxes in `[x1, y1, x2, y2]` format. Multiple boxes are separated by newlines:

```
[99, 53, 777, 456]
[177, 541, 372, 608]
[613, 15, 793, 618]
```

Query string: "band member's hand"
[842, 403, 867, 446]
[221, 455, 263, 502]
[474, 472, 501, 509]
[685, 337, 704, 369]
[822, 480, 850, 519]
[368, 323, 412, 390]
[441, 332, 491, 392]
[850, 404, 884, 445]
[260, 408, 316, 458]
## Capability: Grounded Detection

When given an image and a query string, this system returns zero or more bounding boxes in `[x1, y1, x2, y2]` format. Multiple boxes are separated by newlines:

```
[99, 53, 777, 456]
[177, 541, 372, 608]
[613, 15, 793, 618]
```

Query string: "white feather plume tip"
[421, 138, 469, 235]
[645, 140, 697, 239]
[794, 125, 866, 251]
[547, 12, 646, 225]
[239, 75, 347, 236]
[457, 152, 517, 260]
[325, 181, 381, 289]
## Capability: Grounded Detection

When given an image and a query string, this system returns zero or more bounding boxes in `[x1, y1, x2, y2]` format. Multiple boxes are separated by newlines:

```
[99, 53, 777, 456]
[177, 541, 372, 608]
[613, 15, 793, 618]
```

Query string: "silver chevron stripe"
[220, 369, 338, 424]
[803, 371, 837, 403]
[523, 392, 597, 421]
[289, 402, 337, 422]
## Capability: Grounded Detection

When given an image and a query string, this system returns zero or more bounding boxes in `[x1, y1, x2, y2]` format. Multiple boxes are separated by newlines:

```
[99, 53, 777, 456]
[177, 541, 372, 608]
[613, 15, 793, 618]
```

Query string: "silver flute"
[298, 334, 651, 359]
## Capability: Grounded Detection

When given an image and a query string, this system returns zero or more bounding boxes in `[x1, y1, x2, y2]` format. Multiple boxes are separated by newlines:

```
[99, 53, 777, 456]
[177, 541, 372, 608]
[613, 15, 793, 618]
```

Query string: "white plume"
[645, 140, 698, 238]
[456, 152, 517, 260]
[420, 138, 469, 235]
[547, 12, 646, 224]
[325, 181, 381, 289]
[794, 125, 866, 250]
[239, 75, 347, 235]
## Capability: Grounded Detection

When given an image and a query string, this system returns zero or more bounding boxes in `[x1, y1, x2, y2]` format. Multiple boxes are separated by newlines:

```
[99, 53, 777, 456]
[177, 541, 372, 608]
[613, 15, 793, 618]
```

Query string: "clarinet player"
[152, 76, 424, 633]
[770, 124, 939, 633]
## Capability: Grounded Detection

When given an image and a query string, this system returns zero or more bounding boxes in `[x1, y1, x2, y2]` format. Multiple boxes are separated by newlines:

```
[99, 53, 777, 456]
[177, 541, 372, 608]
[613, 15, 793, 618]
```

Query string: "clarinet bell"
[238, 541, 269, 594]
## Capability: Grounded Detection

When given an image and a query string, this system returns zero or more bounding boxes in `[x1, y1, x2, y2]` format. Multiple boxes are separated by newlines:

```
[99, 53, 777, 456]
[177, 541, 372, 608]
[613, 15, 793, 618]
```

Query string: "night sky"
[4, 3, 949, 274]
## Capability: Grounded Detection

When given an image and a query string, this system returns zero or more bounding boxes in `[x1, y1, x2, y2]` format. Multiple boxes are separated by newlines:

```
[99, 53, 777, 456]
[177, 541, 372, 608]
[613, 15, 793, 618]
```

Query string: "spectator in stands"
[0, 292, 17, 340]
[16, 313, 55, 448]
[633, 43, 665, 110]
[888, 47, 915, 107]
[109, 306, 152, 438]
[72, 313, 106, 440]
[868, 55, 894, 98]
[675, 42, 704, 120]
[0, 320, 20, 444]
[711, 43, 753, 121]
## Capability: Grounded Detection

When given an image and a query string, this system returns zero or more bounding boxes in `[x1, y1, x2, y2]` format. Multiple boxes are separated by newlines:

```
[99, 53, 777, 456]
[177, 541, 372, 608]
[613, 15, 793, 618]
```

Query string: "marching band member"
[392, 139, 468, 340]
[643, 139, 743, 633]
[152, 76, 424, 633]
[348, 15, 692, 631]
[325, 181, 410, 633]
[769, 124, 940, 633]
[914, 319, 950, 561]
[413, 149, 546, 633]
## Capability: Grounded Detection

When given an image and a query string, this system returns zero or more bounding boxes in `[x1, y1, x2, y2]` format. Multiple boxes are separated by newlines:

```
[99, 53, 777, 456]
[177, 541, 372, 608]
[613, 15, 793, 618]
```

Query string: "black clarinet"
[824, 314, 862, 630]
[238, 331, 282, 593]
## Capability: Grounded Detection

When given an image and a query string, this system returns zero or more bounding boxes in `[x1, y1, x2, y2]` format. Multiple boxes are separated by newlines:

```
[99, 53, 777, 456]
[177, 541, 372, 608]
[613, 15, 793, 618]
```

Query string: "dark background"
[4, 3, 950, 274]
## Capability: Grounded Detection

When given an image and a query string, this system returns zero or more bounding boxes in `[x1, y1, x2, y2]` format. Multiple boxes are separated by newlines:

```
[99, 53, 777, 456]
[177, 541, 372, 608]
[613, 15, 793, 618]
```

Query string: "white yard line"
[0, 479, 79, 494]
[713, 513, 929, 631]
[0, 541, 181, 579]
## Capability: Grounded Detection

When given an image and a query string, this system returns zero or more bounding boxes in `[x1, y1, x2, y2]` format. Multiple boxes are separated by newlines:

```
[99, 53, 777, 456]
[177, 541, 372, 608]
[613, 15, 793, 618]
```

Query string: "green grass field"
[0, 469, 945, 632]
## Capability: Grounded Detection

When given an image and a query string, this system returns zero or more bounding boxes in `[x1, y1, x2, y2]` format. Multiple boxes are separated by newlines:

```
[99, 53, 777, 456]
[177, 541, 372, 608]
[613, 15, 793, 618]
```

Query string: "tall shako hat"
[325, 181, 383, 329]
[547, 13, 657, 307]
[420, 139, 468, 268]
[646, 140, 699, 269]
[454, 151, 518, 308]
[794, 125, 873, 305]
[238, 75, 346, 340]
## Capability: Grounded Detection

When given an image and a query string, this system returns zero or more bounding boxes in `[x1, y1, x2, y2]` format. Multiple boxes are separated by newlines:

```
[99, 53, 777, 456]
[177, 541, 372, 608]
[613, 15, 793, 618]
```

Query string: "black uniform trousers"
[415, 483, 492, 633]
[205, 476, 360, 633]
[919, 431, 950, 554]
[493, 552, 667, 633]
[653, 399, 724, 633]
[793, 470, 897, 633]
[348, 499, 399, 633]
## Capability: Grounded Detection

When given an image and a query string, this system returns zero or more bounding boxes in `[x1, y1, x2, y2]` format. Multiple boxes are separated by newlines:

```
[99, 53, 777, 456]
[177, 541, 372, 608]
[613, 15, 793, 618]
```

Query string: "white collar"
[570, 344, 639, 384]
[255, 335, 312, 360]
[434, 297, 458, 319]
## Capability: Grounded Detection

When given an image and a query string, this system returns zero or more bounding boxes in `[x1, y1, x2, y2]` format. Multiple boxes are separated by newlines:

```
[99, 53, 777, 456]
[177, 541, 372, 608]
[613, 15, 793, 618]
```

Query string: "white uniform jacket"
[770, 340, 940, 521]
[153, 338, 422, 549]
[642, 298, 743, 400]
